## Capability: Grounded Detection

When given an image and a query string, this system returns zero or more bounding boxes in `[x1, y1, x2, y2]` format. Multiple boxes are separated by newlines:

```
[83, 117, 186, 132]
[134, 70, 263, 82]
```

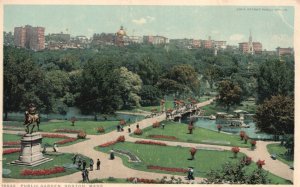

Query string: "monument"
[11, 104, 52, 166]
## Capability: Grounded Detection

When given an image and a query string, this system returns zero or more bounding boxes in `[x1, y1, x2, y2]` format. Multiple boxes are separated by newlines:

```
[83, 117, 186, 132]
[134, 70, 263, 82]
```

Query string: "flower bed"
[127, 177, 158, 184]
[21, 167, 65, 176]
[99, 136, 125, 147]
[148, 135, 178, 140]
[241, 156, 252, 165]
[3, 148, 21, 155]
[147, 165, 189, 173]
[55, 129, 82, 133]
[3, 141, 20, 146]
[135, 140, 167, 146]
[56, 138, 77, 145]
[42, 134, 69, 139]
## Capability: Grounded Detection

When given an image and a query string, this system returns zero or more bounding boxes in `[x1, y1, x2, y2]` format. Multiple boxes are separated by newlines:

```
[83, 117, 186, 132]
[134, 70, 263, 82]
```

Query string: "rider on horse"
[24, 103, 40, 134]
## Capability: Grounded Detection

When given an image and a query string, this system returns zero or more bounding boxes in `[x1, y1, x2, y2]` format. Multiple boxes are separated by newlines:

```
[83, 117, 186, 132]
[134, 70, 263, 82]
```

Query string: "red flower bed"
[42, 134, 69, 139]
[117, 135, 125, 142]
[148, 135, 178, 140]
[56, 138, 77, 145]
[241, 156, 252, 165]
[99, 141, 117, 147]
[3, 141, 20, 146]
[147, 165, 188, 173]
[135, 140, 167, 146]
[127, 177, 158, 184]
[55, 129, 82, 133]
[3, 148, 21, 155]
[21, 167, 65, 176]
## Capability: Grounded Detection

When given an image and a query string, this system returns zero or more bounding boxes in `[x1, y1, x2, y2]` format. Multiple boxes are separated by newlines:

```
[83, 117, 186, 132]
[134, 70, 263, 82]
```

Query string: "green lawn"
[95, 142, 291, 184]
[2, 152, 89, 179]
[3, 133, 86, 147]
[23, 120, 121, 135]
[267, 143, 294, 166]
[131, 121, 250, 148]
[201, 100, 257, 116]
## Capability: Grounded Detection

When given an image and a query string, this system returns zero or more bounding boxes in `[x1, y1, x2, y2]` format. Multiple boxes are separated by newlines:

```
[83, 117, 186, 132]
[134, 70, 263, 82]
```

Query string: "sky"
[4, 5, 294, 50]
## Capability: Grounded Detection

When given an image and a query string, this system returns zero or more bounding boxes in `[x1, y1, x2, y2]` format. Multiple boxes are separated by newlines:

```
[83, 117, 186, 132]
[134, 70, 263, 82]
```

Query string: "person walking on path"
[78, 158, 82, 169]
[82, 169, 89, 183]
[136, 123, 139, 129]
[89, 159, 94, 171]
[96, 159, 101, 170]
[162, 123, 165, 129]
[82, 160, 87, 170]
[110, 149, 115, 160]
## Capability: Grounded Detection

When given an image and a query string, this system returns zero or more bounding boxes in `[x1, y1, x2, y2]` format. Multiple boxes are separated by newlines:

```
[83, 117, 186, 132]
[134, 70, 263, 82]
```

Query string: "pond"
[4, 107, 144, 122]
[184, 118, 274, 140]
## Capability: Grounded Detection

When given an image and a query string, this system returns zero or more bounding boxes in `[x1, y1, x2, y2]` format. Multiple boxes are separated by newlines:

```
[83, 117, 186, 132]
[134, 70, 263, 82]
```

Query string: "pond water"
[4, 107, 144, 122]
[184, 118, 274, 140]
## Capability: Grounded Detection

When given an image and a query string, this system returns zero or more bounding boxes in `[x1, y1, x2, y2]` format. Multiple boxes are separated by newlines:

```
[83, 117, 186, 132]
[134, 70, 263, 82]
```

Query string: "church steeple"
[248, 29, 254, 54]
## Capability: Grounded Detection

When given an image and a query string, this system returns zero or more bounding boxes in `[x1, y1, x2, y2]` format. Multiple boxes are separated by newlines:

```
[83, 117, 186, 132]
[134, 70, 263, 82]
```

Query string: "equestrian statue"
[24, 103, 40, 134]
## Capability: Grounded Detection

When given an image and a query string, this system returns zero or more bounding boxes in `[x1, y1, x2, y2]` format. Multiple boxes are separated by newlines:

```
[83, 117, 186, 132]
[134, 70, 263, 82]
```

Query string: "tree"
[140, 85, 162, 106]
[117, 67, 142, 108]
[254, 95, 294, 136]
[77, 59, 123, 116]
[203, 65, 222, 89]
[204, 162, 270, 184]
[257, 59, 294, 103]
[217, 80, 242, 111]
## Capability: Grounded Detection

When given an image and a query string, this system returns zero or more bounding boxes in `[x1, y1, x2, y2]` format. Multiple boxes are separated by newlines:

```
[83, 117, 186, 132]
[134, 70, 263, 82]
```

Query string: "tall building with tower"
[239, 30, 262, 54]
[14, 25, 45, 51]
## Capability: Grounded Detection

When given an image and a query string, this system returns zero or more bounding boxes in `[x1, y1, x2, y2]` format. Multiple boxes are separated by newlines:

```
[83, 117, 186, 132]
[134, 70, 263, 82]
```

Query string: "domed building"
[115, 26, 126, 46]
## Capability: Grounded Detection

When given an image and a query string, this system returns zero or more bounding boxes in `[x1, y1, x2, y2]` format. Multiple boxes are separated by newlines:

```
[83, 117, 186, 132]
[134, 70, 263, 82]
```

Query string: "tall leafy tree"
[254, 95, 294, 136]
[257, 59, 294, 103]
[217, 80, 242, 111]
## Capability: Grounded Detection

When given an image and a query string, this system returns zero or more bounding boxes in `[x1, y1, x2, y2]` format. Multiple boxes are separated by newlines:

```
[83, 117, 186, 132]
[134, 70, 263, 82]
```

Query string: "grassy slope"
[131, 121, 250, 148]
[95, 142, 291, 184]
[267, 143, 294, 166]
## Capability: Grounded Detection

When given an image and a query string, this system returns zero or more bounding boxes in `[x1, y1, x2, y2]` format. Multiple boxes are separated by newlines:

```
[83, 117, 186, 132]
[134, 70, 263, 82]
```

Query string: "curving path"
[2, 99, 293, 183]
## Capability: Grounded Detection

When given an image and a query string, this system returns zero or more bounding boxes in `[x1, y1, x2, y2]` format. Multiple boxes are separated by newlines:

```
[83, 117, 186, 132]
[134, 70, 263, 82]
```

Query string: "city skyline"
[4, 5, 294, 50]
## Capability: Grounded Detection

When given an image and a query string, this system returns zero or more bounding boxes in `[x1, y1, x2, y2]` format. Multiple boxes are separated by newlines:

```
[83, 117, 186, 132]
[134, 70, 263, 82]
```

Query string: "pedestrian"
[82, 160, 87, 170]
[162, 123, 165, 129]
[136, 123, 139, 129]
[84, 169, 89, 182]
[89, 158, 94, 171]
[53, 143, 58, 152]
[128, 127, 131, 133]
[81, 170, 86, 182]
[72, 154, 78, 165]
[110, 149, 115, 160]
[96, 159, 101, 170]
[117, 125, 120, 132]
[78, 159, 82, 169]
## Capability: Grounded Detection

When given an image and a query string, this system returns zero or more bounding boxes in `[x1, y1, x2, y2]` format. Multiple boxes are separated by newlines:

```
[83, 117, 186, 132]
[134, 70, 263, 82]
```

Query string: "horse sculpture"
[24, 104, 40, 134]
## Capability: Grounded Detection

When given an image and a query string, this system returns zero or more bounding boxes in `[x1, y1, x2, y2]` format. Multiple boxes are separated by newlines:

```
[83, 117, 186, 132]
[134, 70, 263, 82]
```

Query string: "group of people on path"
[72, 154, 101, 183]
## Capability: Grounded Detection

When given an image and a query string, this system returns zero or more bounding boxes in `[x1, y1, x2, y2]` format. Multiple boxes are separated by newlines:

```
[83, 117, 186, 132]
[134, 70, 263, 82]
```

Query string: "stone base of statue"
[11, 132, 52, 167]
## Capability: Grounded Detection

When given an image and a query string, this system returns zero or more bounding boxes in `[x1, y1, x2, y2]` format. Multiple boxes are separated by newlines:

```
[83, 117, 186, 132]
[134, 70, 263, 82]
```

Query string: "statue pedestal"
[11, 132, 52, 167]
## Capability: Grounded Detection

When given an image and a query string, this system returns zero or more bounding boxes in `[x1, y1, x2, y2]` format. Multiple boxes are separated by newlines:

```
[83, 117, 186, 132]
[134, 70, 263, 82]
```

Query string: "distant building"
[192, 39, 201, 48]
[201, 36, 213, 49]
[214, 41, 227, 49]
[276, 47, 293, 56]
[47, 32, 70, 43]
[239, 31, 262, 54]
[14, 25, 45, 51]
[143, 35, 169, 45]
[115, 26, 127, 46]
[128, 35, 143, 44]
[92, 33, 115, 45]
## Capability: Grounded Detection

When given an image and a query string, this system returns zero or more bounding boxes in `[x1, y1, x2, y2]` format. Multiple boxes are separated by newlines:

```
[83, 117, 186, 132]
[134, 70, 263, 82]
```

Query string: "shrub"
[21, 167, 65, 176]
[240, 131, 246, 140]
[231, 147, 240, 158]
[135, 140, 167, 146]
[190, 147, 197, 160]
[134, 128, 143, 135]
[241, 156, 252, 166]
[97, 127, 105, 133]
[250, 140, 257, 150]
[256, 159, 265, 169]
[152, 121, 160, 128]
[120, 119, 126, 126]
[117, 135, 125, 142]
[70, 117, 77, 126]
[3, 148, 21, 155]
[77, 132, 86, 139]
